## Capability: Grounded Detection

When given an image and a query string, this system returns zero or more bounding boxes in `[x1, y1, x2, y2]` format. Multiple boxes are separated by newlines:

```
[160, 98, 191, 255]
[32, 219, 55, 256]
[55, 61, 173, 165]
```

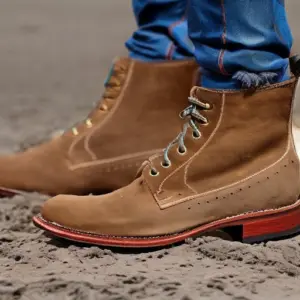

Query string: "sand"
[1, 1, 300, 299]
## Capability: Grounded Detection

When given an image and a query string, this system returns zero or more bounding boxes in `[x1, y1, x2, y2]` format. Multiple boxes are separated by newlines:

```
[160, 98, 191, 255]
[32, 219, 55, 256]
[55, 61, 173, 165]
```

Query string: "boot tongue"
[87, 57, 130, 117]
[99, 57, 130, 109]
[63, 57, 131, 137]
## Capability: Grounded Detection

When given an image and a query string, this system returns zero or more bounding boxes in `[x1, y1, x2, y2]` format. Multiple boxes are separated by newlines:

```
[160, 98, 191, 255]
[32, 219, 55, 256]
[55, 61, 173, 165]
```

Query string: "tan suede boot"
[0, 58, 198, 197]
[34, 79, 300, 247]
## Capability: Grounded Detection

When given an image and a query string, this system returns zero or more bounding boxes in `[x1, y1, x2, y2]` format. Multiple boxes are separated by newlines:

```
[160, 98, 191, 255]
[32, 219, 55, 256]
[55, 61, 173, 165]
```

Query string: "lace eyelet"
[150, 169, 159, 176]
[177, 147, 187, 155]
[72, 128, 79, 136]
[192, 131, 201, 139]
[100, 104, 108, 111]
[85, 118, 93, 128]
[179, 111, 184, 119]
[205, 103, 213, 110]
[201, 119, 209, 126]
[161, 161, 171, 168]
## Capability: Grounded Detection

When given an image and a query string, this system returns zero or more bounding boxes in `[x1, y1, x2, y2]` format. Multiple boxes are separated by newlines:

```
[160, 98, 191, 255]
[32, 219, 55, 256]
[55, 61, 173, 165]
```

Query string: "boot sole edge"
[32, 199, 300, 248]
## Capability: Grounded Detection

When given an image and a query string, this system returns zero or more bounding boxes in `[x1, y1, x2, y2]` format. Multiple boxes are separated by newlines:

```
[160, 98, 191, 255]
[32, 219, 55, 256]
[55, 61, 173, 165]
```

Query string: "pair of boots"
[1, 57, 300, 248]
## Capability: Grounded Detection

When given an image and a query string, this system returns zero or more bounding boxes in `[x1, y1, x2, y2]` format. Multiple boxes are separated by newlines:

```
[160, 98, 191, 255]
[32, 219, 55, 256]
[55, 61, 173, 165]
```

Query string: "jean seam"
[165, 0, 190, 60]
[218, 0, 230, 75]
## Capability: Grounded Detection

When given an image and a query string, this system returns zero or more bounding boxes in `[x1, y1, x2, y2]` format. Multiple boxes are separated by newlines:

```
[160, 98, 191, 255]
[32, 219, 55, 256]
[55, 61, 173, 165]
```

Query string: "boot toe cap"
[0, 148, 71, 195]
[40, 194, 112, 234]
[39, 178, 162, 237]
[41, 195, 82, 229]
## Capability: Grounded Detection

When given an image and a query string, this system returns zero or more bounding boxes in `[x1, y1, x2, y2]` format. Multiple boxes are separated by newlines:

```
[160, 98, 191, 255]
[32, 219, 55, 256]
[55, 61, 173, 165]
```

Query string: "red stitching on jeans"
[166, 44, 175, 60]
[218, 50, 228, 75]
[165, 1, 190, 60]
[218, 0, 230, 75]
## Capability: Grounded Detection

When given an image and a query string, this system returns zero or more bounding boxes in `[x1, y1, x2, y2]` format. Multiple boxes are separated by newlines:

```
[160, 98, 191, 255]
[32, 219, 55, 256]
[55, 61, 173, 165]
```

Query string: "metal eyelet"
[150, 169, 159, 176]
[201, 119, 209, 126]
[85, 118, 93, 128]
[177, 147, 187, 155]
[100, 104, 108, 111]
[72, 128, 79, 136]
[161, 161, 171, 168]
[192, 131, 201, 139]
[205, 103, 213, 110]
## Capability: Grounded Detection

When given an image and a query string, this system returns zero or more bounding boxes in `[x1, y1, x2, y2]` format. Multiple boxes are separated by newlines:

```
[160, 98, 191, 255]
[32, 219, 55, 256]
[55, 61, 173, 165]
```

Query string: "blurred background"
[0, 0, 299, 151]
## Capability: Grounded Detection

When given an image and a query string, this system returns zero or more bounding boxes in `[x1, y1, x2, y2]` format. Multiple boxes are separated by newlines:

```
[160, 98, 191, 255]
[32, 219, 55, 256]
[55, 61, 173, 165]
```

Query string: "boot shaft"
[144, 80, 300, 208]
[69, 59, 198, 164]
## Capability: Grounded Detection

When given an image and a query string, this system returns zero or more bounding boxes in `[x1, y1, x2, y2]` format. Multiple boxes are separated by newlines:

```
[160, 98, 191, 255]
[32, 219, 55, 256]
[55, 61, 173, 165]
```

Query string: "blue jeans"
[126, 0, 293, 89]
[126, 0, 194, 61]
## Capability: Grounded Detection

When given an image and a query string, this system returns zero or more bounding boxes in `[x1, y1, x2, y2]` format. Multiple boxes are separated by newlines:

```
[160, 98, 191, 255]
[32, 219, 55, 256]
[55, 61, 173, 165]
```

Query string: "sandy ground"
[1, 1, 300, 299]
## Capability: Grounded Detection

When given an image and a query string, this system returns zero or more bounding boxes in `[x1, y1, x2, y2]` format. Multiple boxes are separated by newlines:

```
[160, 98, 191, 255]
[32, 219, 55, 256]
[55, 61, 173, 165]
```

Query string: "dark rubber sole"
[33, 199, 300, 248]
[0, 187, 22, 198]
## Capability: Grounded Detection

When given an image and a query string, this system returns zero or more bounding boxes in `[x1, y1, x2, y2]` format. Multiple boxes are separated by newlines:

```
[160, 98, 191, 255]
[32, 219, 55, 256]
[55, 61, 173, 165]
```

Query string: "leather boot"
[34, 79, 300, 247]
[0, 58, 198, 196]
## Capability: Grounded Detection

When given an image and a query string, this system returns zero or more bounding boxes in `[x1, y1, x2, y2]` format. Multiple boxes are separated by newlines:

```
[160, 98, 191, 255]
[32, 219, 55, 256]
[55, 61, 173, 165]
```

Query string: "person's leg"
[126, 0, 194, 61]
[188, 0, 293, 89]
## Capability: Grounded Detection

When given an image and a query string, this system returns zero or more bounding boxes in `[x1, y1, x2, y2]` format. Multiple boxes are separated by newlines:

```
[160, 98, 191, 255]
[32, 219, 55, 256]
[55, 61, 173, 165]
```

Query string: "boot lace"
[150, 96, 211, 176]
[70, 65, 126, 136]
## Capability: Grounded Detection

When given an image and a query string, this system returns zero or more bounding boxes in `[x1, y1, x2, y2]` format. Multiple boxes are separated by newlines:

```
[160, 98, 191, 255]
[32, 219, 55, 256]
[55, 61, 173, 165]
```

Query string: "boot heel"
[239, 205, 300, 243]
